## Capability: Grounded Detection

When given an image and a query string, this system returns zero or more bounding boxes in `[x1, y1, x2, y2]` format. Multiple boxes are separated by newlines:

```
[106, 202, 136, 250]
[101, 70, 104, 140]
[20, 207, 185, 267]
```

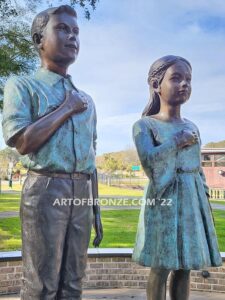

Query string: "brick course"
[0, 251, 225, 295]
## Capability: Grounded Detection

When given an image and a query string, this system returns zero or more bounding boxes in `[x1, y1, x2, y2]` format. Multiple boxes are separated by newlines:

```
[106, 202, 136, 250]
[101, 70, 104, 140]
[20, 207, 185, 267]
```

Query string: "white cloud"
[96, 113, 140, 155]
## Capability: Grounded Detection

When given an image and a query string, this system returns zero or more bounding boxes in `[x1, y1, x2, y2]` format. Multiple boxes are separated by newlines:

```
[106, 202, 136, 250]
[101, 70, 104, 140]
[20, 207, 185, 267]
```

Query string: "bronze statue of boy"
[2, 5, 103, 300]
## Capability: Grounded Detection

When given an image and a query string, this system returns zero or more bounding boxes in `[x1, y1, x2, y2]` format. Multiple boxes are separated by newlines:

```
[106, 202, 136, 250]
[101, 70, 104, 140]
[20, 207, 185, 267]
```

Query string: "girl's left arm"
[133, 119, 178, 197]
[199, 166, 210, 198]
[196, 128, 210, 198]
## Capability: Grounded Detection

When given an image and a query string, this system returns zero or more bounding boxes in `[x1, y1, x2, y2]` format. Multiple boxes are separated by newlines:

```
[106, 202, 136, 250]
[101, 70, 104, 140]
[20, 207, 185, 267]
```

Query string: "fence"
[210, 189, 225, 200]
[98, 173, 148, 187]
[98, 174, 225, 200]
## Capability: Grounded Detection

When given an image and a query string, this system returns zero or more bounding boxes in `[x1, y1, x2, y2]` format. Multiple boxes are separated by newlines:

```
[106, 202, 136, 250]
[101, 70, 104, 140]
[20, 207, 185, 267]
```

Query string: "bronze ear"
[32, 33, 42, 49]
[152, 80, 161, 94]
[152, 80, 159, 89]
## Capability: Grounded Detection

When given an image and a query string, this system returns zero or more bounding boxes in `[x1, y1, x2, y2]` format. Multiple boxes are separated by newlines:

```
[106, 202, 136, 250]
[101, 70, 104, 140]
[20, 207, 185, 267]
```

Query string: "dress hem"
[132, 255, 223, 270]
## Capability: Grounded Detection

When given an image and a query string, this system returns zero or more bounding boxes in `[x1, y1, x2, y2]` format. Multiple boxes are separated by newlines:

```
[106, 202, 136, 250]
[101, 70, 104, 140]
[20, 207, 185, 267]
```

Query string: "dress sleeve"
[2, 76, 32, 147]
[133, 119, 178, 198]
[196, 128, 210, 198]
[199, 167, 210, 197]
[194, 126, 215, 223]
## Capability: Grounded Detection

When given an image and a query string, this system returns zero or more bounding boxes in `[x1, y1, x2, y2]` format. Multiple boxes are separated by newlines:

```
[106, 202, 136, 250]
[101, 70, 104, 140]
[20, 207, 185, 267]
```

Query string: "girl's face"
[157, 61, 192, 106]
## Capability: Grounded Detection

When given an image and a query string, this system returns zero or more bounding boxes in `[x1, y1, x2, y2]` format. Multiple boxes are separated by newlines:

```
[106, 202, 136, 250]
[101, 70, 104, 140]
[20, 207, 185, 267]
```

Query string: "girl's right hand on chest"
[175, 129, 199, 149]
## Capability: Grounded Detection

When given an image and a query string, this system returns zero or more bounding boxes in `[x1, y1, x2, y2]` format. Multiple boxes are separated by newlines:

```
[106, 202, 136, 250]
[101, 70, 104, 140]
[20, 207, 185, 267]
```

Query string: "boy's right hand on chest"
[62, 90, 88, 114]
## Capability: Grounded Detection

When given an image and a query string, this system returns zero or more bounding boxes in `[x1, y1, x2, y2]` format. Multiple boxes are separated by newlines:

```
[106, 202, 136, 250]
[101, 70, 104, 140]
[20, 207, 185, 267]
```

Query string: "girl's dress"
[132, 116, 222, 270]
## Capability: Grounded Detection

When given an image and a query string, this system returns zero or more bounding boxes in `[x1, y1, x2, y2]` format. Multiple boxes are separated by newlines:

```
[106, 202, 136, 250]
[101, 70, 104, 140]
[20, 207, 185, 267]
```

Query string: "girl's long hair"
[142, 55, 192, 117]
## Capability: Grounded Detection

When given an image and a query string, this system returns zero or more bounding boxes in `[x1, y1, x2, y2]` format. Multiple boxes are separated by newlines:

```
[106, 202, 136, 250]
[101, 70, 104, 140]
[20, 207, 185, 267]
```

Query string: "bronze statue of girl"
[132, 55, 222, 300]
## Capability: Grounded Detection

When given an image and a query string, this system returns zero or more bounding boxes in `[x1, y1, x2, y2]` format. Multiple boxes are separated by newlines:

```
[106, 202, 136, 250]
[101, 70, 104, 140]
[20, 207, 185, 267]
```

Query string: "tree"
[0, 146, 20, 179]
[204, 140, 225, 148]
[0, 0, 99, 109]
[96, 148, 141, 174]
[102, 154, 120, 174]
[0, 24, 38, 109]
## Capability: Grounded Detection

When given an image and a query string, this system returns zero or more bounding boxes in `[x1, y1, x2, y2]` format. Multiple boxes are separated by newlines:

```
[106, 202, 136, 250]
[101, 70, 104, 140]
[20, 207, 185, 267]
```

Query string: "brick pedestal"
[0, 249, 225, 295]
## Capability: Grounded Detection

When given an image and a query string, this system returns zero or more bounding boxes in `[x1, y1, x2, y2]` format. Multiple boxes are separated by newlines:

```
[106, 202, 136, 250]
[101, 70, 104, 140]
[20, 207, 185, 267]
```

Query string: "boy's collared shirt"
[2, 68, 97, 174]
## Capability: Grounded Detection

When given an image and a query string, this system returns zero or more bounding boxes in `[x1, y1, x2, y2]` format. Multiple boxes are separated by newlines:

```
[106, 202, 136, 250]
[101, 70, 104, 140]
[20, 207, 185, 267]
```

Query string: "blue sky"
[1, 0, 225, 155]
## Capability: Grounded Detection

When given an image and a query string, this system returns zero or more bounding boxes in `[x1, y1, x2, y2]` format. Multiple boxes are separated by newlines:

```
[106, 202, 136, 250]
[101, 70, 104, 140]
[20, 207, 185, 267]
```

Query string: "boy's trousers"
[20, 172, 93, 300]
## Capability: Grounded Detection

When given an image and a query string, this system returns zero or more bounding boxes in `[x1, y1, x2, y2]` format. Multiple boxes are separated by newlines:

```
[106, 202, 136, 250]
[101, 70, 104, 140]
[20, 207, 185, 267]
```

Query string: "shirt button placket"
[63, 78, 77, 172]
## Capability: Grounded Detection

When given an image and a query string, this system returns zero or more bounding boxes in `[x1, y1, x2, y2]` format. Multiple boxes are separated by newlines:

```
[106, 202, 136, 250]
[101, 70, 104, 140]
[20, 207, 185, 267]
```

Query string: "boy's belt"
[28, 170, 90, 180]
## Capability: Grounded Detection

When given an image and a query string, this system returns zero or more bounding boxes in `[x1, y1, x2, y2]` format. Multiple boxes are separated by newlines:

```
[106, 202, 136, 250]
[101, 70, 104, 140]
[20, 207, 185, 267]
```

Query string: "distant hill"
[204, 140, 225, 148]
[97, 148, 139, 164]
[96, 148, 140, 172]
[97, 140, 225, 171]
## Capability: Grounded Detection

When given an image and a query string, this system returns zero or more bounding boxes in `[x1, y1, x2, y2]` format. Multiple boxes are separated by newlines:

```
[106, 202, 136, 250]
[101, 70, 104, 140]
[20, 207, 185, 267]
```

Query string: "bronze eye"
[171, 76, 180, 81]
[73, 28, 79, 35]
[57, 24, 69, 33]
[57, 24, 65, 29]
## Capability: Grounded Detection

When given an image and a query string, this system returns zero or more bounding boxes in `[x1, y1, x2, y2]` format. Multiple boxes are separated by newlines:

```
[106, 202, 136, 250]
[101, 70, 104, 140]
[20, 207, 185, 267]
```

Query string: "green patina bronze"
[132, 55, 222, 300]
[2, 68, 97, 174]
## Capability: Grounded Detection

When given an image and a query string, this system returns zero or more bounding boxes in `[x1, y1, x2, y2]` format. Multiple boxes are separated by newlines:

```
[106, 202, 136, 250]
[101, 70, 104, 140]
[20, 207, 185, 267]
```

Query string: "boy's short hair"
[31, 5, 77, 50]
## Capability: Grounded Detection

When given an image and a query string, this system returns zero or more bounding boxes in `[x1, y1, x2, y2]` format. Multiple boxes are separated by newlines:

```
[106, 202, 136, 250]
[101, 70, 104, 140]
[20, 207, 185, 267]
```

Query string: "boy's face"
[40, 12, 80, 66]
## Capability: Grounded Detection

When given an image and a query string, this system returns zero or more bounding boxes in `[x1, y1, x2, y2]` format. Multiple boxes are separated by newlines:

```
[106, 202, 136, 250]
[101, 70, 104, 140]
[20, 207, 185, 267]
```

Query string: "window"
[214, 155, 225, 167]
[201, 154, 213, 161]
[201, 154, 213, 167]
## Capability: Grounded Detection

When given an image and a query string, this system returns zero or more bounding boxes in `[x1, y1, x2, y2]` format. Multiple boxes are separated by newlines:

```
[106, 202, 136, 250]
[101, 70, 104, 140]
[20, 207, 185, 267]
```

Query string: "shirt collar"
[35, 67, 76, 88]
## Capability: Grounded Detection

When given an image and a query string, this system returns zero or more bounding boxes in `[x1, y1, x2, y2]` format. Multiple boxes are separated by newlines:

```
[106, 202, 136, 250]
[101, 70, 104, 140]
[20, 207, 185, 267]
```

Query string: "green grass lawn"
[0, 210, 139, 251]
[1, 182, 144, 196]
[90, 210, 138, 248]
[213, 210, 225, 252]
[0, 184, 143, 212]
[0, 217, 22, 250]
[98, 183, 143, 197]
[1, 192, 223, 213]
[210, 200, 225, 205]
[0, 209, 224, 252]
[0, 193, 21, 212]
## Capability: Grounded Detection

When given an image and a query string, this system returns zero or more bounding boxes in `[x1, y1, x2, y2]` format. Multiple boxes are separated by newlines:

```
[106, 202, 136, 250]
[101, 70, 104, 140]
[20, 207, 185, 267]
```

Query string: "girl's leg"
[169, 269, 191, 300]
[146, 268, 170, 300]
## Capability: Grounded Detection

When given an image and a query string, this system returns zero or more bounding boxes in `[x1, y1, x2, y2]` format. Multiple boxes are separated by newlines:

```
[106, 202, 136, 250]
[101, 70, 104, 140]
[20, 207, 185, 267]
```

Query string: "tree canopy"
[0, 0, 99, 109]
[204, 140, 225, 148]
[96, 149, 141, 174]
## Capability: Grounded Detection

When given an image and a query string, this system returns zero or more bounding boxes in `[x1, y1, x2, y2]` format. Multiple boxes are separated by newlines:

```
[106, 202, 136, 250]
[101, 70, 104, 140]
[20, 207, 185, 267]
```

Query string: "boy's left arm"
[91, 104, 103, 247]
[91, 169, 103, 247]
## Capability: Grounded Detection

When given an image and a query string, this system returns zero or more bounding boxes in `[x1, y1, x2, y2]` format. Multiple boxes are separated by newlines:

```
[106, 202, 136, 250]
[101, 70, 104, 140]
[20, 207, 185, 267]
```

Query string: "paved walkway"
[0, 289, 224, 299]
[211, 203, 225, 211]
[0, 212, 19, 218]
[0, 190, 20, 194]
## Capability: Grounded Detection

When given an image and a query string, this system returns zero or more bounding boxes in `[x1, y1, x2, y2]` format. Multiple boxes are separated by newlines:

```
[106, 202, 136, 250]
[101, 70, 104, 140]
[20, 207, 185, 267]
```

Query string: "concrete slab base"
[0, 289, 224, 299]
